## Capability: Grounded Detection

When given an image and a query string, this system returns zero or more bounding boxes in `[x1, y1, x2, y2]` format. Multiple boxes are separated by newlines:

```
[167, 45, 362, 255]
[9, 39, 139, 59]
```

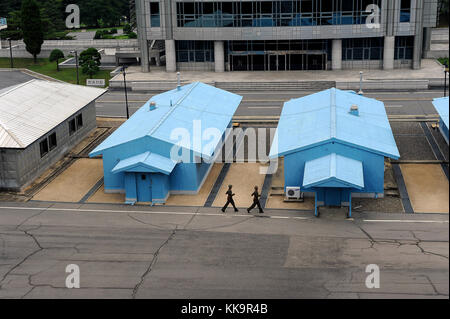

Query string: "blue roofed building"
[90, 82, 242, 204]
[432, 97, 449, 144]
[269, 88, 400, 217]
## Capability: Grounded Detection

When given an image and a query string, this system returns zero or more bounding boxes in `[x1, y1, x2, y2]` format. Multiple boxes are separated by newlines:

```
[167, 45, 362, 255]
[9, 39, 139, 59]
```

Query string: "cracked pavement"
[0, 202, 448, 299]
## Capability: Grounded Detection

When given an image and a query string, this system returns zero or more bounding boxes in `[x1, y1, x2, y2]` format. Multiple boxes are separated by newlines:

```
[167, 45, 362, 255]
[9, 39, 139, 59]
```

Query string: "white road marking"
[0, 206, 309, 220]
[247, 106, 281, 109]
[363, 219, 449, 224]
[386, 105, 403, 108]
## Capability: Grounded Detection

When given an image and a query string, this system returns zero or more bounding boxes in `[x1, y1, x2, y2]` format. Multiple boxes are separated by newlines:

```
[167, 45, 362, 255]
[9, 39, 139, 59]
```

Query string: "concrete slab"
[110, 59, 443, 83]
[32, 159, 103, 203]
[165, 163, 223, 207]
[400, 164, 449, 213]
[265, 196, 315, 210]
[87, 184, 125, 204]
[212, 163, 266, 208]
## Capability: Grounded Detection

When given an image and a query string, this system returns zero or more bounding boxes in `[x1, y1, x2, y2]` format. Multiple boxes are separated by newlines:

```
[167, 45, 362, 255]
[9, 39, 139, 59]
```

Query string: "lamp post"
[444, 63, 449, 97]
[7, 38, 13, 68]
[121, 65, 130, 119]
[358, 71, 363, 95]
[70, 50, 79, 85]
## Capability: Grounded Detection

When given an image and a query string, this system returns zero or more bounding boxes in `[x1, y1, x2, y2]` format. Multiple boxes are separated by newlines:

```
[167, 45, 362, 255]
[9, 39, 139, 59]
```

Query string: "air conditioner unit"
[286, 186, 301, 200]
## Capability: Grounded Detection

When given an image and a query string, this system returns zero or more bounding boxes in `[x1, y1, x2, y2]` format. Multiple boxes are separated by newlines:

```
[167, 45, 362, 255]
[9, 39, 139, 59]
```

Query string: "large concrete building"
[136, 0, 439, 72]
[0, 80, 105, 191]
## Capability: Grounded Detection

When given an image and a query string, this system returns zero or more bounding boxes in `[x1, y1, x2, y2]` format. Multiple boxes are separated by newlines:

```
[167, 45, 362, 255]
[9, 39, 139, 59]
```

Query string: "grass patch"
[0, 58, 112, 87]
[438, 57, 449, 67]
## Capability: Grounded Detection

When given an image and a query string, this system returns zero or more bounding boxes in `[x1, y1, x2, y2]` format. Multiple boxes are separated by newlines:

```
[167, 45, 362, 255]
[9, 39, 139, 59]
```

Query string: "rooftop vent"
[349, 104, 359, 116]
[149, 101, 156, 111]
[176, 72, 181, 91]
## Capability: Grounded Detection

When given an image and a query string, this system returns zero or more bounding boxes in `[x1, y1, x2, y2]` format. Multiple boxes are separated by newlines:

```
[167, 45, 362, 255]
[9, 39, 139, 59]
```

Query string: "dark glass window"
[76, 114, 83, 129]
[40, 139, 49, 157]
[342, 38, 384, 61]
[49, 133, 57, 150]
[395, 36, 414, 60]
[176, 41, 214, 62]
[69, 119, 76, 135]
[150, 2, 161, 27]
[400, 0, 411, 22]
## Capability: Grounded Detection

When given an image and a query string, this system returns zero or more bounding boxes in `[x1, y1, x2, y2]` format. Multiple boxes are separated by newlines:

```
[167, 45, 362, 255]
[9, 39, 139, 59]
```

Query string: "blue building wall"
[284, 140, 385, 195]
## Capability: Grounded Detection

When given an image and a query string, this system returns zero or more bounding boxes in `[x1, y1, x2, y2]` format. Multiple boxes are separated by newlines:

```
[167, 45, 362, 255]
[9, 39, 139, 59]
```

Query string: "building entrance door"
[136, 173, 152, 202]
[325, 188, 342, 206]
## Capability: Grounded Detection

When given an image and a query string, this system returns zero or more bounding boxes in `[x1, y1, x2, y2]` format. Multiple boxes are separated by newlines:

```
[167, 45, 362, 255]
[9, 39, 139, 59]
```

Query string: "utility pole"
[70, 50, 79, 85]
[358, 71, 363, 95]
[444, 63, 448, 97]
[8, 38, 13, 68]
[122, 65, 130, 119]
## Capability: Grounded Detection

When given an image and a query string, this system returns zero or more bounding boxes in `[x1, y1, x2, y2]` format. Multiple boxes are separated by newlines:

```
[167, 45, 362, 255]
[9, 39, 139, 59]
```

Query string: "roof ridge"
[147, 82, 199, 137]
[330, 88, 336, 139]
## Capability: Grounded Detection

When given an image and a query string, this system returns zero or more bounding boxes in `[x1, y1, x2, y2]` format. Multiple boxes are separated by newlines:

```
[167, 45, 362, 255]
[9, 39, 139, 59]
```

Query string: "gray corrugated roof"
[0, 80, 106, 148]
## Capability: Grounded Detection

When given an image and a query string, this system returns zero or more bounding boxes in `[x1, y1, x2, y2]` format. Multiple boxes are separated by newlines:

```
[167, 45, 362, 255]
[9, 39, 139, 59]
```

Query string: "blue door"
[136, 173, 152, 202]
[325, 188, 341, 206]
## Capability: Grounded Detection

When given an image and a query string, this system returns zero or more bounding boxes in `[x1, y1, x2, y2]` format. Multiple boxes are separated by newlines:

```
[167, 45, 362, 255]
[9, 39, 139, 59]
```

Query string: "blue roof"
[90, 82, 242, 158]
[269, 88, 400, 159]
[432, 97, 449, 129]
[112, 151, 177, 175]
[303, 153, 364, 189]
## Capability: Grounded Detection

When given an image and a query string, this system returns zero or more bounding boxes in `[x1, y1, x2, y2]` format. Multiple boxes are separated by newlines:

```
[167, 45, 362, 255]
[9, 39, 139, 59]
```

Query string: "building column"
[383, 36, 395, 70]
[165, 39, 176, 72]
[331, 39, 342, 70]
[136, 0, 149, 72]
[214, 41, 225, 72]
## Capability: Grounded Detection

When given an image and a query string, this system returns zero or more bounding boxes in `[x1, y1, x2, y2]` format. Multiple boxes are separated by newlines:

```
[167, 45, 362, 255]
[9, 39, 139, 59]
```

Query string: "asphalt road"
[95, 90, 446, 118]
[0, 203, 448, 299]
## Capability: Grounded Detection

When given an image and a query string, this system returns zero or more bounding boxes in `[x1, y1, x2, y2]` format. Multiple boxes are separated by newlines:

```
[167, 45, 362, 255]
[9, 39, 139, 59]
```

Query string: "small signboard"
[86, 79, 105, 87]
[0, 18, 7, 30]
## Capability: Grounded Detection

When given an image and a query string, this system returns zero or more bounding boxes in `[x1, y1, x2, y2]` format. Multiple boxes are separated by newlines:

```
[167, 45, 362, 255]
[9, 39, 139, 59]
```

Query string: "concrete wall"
[0, 39, 138, 59]
[0, 101, 97, 191]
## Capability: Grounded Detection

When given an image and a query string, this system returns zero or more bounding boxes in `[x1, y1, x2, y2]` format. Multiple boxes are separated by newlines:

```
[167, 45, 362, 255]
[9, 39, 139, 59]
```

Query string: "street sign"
[86, 79, 105, 87]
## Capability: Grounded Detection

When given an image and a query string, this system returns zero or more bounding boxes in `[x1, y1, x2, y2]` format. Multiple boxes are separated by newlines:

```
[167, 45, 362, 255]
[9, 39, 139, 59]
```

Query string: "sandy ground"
[32, 159, 103, 202]
[212, 163, 266, 208]
[87, 185, 125, 204]
[265, 196, 315, 210]
[400, 164, 449, 213]
[165, 163, 223, 206]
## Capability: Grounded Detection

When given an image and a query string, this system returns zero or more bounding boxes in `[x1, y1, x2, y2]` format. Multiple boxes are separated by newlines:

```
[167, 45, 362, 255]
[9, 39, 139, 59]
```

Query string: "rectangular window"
[150, 2, 161, 27]
[39, 139, 49, 158]
[400, 0, 411, 22]
[48, 132, 57, 150]
[69, 119, 76, 135]
[76, 114, 83, 129]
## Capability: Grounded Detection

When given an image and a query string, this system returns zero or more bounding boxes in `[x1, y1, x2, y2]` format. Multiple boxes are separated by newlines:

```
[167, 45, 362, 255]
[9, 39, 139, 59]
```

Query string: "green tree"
[49, 49, 64, 71]
[79, 47, 101, 78]
[21, 0, 44, 63]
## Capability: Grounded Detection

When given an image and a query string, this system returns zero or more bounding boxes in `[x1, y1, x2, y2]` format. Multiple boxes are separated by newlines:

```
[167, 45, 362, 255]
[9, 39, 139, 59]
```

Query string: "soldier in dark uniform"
[221, 185, 238, 212]
[247, 186, 264, 214]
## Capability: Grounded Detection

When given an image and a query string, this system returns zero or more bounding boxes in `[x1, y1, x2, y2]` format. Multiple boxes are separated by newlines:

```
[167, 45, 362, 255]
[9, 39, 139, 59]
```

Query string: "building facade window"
[150, 1, 161, 27]
[394, 36, 414, 60]
[49, 132, 57, 151]
[176, 0, 381, 28]
[400, 0, 411, 22]
[225, 39, 331, 71]
[176, 41, 215, 62]
[69, 113, 83, 136]
[69, 118, 76, 135]
[39, 139, 49, 158]
[342, 37, 384, 61]
[76, 114, 83, 129]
